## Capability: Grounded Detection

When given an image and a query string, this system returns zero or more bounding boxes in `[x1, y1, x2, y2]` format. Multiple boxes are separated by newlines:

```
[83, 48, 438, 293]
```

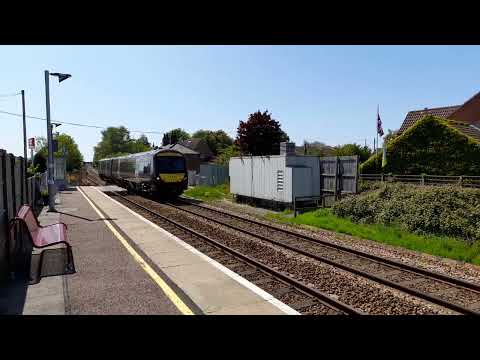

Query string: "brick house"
[399, 91, 480, 142]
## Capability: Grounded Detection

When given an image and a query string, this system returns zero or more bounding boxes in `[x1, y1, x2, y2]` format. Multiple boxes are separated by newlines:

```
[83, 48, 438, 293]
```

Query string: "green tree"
[384, 129, 398, 145]
[35, 136, 47, 153]
[214, 144, 240, 166]
[236, 110, 289, 155]
[127, 134, 152, 153]
[333, 143, 372, 163]
[36, 133, 84, 172]
[55, 134, 84, 171]
[33, 151, 47, 173]
[192, 129, 233, 155]
[162, 128, 190, 146]
[93, 126, 130, 162]
[93, 127, 151, 164]
[299, 140, 335, 156]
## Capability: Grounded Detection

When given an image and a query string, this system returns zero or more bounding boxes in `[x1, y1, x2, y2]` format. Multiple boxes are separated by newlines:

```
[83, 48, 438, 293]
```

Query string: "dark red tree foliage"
[235, 110, 289, 155]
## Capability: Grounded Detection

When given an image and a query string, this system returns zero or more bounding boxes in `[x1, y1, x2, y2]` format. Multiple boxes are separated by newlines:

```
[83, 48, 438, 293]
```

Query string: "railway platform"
[2, 186, 297, 315]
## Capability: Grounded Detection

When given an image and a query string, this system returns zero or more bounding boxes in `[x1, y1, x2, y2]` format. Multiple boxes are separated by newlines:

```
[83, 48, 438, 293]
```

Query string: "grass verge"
[266, 208, 480, 266]
[183, 184, 231, 202]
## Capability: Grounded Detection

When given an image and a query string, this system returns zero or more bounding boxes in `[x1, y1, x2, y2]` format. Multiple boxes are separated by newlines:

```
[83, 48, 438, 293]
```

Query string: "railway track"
[82, 171, 480, 314]
[160, 197, 480, 315]
[102, 189, 364, 315]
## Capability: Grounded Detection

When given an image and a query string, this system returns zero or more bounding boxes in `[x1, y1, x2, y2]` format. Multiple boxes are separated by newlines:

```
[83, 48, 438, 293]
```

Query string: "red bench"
[8, 205, 75, 277]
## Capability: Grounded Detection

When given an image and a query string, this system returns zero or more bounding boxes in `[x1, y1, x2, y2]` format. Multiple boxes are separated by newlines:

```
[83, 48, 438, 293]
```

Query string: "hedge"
[332, 183, 480, 241]
[360, 115, 480, 175]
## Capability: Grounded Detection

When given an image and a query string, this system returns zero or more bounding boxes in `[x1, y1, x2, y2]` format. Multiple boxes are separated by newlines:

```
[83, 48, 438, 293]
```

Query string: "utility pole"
[44, 70, 56, 212]
[21, 90, 27, 194]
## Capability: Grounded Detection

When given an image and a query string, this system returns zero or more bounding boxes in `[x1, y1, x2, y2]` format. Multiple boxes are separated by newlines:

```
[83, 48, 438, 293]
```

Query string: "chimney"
[280, 142, 296, 156]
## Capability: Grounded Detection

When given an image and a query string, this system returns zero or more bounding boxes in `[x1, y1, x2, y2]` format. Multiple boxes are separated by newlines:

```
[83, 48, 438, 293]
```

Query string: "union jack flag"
[377, 106, 384, 137]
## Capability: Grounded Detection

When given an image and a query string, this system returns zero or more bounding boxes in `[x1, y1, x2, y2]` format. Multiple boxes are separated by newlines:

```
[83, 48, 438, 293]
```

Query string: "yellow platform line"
[77, 186, 194, 315]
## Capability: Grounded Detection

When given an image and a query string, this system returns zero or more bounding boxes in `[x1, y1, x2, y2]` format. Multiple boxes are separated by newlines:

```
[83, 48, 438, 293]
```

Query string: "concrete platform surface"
[3, 186, 298, 315]
[78, 186, 297, 315]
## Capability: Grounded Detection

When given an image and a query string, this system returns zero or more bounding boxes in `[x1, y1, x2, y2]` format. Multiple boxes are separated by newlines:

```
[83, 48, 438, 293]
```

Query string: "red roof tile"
[447, 122, 480, 143]
[399, 105, 461, 133]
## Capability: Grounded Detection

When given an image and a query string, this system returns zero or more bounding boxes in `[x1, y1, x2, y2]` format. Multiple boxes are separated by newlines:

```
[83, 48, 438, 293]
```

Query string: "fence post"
[334, 157, 339, 201]
[14, 158, 22, 213]
[5, 154, 15, 220]
[459, 176, 463, 187]
[421, 174, 425, 185]
[20, 157, 26, 205]
[0, 209, 7, 282]
[0, 150, 6, 215]
[354, 155, 359, 194]
[381, 173, 384, 182]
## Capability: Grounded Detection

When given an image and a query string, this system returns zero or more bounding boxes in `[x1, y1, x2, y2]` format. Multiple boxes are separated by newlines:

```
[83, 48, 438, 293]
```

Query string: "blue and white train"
[97, 148, 188, 197]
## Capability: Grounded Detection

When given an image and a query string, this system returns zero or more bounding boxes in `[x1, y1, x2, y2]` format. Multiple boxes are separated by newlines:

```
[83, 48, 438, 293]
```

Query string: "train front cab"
[154, 151, 188, 197]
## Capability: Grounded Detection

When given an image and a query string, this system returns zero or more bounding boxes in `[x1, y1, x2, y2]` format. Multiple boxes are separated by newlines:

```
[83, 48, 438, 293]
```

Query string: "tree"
[384, 129, 398, 145]
[333, 143, 372, 163]
[298, 140, 335, 156]
[35, 136, 47, 153]
[192, 129, 233, 156]
[54, 134, 84, 171]
[93, 126, 131, 162]
[128, 134, 152, 154]
[33, 151, 47, 173]
[214, 144, 241, 166]
[236, 110, 289, 156]
[36, 133, 84, 172]
[93, 127, 151, 164]
[162, 128, 190, 146]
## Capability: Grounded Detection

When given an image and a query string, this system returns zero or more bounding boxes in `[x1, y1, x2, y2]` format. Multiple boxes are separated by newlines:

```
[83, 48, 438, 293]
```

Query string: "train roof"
[98, 147, 184, 162]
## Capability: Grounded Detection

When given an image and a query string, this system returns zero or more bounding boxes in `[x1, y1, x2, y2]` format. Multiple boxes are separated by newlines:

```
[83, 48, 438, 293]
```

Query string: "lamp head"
[50, 73, 72, 83]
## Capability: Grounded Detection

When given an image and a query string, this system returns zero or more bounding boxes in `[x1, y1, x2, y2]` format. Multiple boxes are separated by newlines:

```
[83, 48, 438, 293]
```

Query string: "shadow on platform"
[0, 278, 28, 315]
[54, 211, 116, 222]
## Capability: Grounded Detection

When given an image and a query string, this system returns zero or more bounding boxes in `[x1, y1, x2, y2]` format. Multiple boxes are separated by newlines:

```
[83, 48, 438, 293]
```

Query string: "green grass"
[183, 183, 232, 202]
[266, 208, 480, 266]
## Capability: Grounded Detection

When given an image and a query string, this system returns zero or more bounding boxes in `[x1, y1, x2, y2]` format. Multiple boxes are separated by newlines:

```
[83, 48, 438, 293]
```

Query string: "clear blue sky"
[1, 45, 480, 161]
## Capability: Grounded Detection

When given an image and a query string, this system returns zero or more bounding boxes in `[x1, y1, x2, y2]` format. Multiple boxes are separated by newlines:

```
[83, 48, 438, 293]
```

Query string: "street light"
[45, 70, 71, 212]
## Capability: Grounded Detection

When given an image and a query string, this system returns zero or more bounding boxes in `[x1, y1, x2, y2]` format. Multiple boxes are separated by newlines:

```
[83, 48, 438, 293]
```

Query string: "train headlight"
[157, 176, 160, 180]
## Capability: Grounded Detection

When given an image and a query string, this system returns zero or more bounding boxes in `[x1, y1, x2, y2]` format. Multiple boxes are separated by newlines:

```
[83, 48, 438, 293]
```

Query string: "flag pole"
[376, 105, 379, 155]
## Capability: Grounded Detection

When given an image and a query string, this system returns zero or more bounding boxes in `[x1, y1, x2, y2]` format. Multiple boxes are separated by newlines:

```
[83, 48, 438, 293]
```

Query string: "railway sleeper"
[290, 298, 321, 311]
[271, 286, 295, 297]
[253, 277, 277, 286]
[237, 269, 259, 277]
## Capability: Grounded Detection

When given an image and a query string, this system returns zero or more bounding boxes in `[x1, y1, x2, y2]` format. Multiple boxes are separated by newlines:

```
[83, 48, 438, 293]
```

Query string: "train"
[97, 148, 188, 197]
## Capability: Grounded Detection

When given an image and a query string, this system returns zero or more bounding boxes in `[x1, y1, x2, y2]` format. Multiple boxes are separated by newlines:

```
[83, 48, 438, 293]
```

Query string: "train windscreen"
[155, 157, 185, 172]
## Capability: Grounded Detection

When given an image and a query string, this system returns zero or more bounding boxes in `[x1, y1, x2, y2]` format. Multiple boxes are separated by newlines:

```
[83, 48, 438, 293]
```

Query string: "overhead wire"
[0, 92, 21, 97]
[0, 109, 163, 135]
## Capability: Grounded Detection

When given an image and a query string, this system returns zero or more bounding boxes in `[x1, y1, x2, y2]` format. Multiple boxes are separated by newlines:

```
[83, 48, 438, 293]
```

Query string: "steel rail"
[108, 191, 364, 315]
[167, 199, 480, 315]
[179, 197, 480, 293]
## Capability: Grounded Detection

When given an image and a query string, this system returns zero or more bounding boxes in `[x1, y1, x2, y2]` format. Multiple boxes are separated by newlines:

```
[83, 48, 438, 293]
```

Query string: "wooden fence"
[359, 173, 480, 188]
[294, 155, 359, 214]
[0, 149, 47, 281]
[320, 155, 359, 204]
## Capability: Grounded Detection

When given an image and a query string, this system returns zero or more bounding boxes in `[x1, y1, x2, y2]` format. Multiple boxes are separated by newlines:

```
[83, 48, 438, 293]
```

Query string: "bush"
[360, 115, 480, 175]
[332, 183, 480, 241]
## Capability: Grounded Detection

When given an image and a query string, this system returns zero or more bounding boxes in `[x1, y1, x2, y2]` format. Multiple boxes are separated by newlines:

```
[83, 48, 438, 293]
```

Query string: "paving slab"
[80, 186, 296, 315]
[58, 188, 182, 315]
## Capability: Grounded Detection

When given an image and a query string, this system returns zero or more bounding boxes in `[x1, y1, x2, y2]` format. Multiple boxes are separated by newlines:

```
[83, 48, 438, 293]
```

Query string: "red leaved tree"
[235, 110, 289, 156]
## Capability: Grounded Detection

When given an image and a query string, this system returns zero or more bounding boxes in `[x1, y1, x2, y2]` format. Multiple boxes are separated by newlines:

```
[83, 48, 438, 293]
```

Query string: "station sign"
[28, 137, 35, 150]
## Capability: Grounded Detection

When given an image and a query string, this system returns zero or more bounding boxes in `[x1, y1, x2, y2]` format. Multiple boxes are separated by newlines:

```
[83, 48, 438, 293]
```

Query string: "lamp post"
[44, 70, 71, 212]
